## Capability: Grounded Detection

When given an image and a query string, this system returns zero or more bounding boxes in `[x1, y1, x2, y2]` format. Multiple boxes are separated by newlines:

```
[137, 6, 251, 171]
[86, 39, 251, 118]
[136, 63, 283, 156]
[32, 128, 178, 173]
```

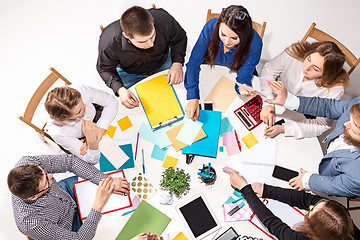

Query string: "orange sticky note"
[162, 155, 178, 168]
[242, 132, 258, 149]
[173, 232, 189, 240]
[117, 116, 133, 131]
[104, 125, 116, 138]
[166, 123, 207, 152]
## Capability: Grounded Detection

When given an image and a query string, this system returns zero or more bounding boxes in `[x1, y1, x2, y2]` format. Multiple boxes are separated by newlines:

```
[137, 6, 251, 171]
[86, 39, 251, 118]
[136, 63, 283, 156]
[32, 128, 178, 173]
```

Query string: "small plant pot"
[200, 167, 217, 185]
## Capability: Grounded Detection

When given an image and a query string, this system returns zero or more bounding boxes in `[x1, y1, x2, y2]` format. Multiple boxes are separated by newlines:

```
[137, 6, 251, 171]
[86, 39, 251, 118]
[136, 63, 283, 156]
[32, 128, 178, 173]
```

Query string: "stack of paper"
[222, 132, 240, 156]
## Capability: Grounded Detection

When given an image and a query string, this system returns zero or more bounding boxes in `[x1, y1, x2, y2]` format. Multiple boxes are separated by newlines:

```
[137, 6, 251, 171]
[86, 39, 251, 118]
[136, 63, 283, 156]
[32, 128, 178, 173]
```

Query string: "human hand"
[167, 62, 183, 85]
[97, 128, 106, 143]
[185, 99, 200, 121]
[112, 177, 130, 195]
[264, 80, 288, 106]
[251, 182, 264, 198]
[230, 170, 248, 190]
[92, 177, 114, 212]
[82, 120, 99, 150]
[237, 83, 256, 98]
[131, 232, 163, 240]
[261, 105, 275, 127]
[289, 168, 307, 191]
[80, 139, 87, 156]
[118, 87, 139, 109]
[265, 125, 284, 138]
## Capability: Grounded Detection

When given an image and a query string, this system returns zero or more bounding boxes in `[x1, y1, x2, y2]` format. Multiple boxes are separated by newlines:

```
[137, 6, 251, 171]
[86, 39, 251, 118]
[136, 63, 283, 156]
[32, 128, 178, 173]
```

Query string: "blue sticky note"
[220, 117, 233, 137]
[182, 110, 222, 158]
[176, 117, 203, 145]
[222, 196, 236, 207]
[233, 189, 245, 200]
[151, 145, 167, 161]
[99, 144, 134, 172]
[138, 122, 180, 149]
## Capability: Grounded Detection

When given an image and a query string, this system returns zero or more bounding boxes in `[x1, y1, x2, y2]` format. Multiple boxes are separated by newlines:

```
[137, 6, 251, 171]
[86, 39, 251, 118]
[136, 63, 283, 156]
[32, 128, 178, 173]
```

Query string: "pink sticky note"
[223, 201, 252, 222]
[225, 145, 241, 156]
[223, 166, 239, 174]
[131, 195, 141, 209]
[223, 132, 237, 146]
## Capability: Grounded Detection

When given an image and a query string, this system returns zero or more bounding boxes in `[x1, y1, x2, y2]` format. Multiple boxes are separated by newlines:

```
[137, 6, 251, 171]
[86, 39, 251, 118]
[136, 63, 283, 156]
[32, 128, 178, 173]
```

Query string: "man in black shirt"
[97, 6, 187, 108]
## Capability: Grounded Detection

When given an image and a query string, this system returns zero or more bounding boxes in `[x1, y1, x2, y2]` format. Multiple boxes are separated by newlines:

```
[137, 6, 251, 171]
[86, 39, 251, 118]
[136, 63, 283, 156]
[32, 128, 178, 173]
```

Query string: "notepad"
[99, 143, 134, 172]
[99, 135, 129, 169]
[166, 123, 207, 152]
[135, 74, 184, 130]
[73, 170, 132, 220]
[116, 200, 171, 240]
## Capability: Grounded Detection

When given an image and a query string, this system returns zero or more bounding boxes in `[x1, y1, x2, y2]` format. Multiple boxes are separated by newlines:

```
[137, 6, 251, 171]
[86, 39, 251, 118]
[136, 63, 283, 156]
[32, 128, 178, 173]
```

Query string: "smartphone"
[272, 165, 299, 182]
[204, 101, 213, 111]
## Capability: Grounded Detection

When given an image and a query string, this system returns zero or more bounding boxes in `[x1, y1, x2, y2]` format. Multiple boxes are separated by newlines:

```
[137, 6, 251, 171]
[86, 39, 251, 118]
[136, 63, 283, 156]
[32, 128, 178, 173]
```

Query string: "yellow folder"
[135, 74, 184, 130]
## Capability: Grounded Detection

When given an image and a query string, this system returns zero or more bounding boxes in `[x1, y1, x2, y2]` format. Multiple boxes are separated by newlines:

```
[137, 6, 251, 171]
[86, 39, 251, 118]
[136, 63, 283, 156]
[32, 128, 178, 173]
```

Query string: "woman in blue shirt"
[184, 5, 263, 120]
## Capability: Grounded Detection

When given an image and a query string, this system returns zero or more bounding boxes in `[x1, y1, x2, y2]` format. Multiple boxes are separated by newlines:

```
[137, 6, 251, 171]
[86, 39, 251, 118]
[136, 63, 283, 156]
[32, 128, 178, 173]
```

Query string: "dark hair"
[8, 165, 44, 199]
[45, 86, 82, 122]
[286, 41, 349, 88]
[120, 6, 154, 39]
[205, 5, 254, 73]
[297, 200, 354, 240]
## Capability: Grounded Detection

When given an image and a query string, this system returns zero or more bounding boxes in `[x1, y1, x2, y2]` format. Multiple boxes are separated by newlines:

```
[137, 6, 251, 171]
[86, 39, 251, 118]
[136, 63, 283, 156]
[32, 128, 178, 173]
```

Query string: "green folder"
[116, 200, 171, 240]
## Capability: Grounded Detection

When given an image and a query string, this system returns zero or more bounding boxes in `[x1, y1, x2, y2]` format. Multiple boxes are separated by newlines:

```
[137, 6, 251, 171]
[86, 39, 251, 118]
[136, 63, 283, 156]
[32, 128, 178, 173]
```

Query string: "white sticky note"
[99, 135, 129, 169]
[176, 117, 203, 146]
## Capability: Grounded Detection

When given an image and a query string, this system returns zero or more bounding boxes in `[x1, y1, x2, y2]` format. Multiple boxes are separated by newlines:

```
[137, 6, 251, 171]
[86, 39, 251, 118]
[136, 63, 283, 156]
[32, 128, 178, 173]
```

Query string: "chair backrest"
[18, 67, 71, 142]
[302, 22, 360, 75]
[206, 9, 267, 39]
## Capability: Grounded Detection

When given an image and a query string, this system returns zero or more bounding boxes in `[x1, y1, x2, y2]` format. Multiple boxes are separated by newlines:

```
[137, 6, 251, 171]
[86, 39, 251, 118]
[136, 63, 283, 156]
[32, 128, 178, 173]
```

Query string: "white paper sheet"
[99, 135, 129, 169]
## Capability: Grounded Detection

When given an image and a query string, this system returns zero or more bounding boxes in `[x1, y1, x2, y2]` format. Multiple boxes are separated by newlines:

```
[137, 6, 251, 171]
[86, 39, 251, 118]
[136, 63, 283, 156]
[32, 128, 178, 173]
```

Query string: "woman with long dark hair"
[184, 5, 263, 120]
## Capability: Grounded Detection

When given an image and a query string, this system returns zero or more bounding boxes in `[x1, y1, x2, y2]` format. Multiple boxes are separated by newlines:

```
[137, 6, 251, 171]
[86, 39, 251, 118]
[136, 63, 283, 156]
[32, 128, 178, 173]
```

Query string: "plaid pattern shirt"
[11, 154, 108, 240]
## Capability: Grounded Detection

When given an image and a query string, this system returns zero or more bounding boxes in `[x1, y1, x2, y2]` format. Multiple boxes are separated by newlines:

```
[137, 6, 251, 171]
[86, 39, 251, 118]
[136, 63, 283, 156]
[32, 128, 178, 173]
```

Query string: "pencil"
[135, 132, 139, 160]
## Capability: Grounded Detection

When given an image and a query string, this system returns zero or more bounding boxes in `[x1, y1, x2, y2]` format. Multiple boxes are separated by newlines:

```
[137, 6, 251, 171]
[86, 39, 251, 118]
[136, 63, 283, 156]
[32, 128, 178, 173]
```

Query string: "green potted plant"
[160, 167, 191, 198]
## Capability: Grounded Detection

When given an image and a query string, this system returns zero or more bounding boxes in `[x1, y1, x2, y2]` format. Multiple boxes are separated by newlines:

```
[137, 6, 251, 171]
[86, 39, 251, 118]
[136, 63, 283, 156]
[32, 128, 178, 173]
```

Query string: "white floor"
[1, 0, 360, 239]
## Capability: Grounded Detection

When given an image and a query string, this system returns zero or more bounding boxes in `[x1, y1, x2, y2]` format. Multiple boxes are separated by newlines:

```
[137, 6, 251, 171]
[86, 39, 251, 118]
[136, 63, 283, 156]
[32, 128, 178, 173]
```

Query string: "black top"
[241, 184, 360, 240]
[96, 8, 187, 95]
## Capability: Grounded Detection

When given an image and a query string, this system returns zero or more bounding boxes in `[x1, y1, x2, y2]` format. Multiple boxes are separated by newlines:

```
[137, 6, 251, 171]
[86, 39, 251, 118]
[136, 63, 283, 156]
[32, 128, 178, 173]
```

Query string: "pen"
[122, 208, 136, 216]
[142, 149, 145, 174]
[232, 198, 241, 203]
[135, 132, 139, 160]
[233, 130, 241, 151]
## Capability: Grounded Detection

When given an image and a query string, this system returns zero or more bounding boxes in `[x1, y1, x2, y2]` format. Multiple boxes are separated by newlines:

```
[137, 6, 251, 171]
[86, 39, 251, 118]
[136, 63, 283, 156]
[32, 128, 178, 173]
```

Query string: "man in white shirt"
[265, 80, 360, 197]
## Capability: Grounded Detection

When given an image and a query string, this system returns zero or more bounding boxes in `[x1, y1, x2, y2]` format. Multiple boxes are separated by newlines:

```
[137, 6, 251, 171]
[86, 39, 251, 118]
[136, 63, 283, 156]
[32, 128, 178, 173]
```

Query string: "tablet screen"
[179, 196, 218, 237]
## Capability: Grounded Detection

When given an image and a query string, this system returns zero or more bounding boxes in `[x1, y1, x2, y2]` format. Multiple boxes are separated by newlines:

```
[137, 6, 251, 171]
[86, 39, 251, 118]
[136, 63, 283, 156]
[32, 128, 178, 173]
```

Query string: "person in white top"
[45, 85, 119, 164]
[259, 41, 349, 139]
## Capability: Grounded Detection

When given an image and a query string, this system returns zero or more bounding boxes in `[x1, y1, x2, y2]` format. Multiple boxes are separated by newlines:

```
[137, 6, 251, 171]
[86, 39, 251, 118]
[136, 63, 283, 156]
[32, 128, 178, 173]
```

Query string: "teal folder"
[182, 110, 221, 158]
[99, 144, 134, 172]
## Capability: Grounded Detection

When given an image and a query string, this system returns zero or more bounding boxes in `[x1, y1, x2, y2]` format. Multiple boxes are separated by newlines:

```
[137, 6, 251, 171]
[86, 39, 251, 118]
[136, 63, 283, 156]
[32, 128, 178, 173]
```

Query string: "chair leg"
[36, 131, 47, 143]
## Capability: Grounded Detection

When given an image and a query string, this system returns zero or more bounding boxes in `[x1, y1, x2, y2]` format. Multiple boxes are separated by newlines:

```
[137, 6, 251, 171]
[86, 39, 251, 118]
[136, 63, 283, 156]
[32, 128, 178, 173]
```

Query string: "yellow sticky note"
[104, 125, 116, 138]
[162, 155, 178, 168]
[242, 132, 258, 148]
[117, 116, 133, 131]
[173, 232, 189, 240]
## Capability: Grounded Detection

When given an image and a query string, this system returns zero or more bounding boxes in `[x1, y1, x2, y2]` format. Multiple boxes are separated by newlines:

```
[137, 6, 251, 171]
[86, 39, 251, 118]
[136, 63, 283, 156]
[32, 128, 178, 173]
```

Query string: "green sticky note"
[219, 146, 224, 152]
[116, 200, 171, 240]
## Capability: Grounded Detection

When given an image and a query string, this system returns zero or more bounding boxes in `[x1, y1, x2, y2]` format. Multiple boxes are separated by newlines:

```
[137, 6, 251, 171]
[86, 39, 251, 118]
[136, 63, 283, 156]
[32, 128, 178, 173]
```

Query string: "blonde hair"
[286, 41, 349, 88]
[45, 86, 81, 121]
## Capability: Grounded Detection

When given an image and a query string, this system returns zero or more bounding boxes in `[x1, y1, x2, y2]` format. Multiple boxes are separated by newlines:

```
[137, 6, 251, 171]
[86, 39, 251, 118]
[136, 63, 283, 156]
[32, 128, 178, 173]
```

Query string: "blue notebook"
[99, 144, 134, 172]
[182, 110, 221, 158]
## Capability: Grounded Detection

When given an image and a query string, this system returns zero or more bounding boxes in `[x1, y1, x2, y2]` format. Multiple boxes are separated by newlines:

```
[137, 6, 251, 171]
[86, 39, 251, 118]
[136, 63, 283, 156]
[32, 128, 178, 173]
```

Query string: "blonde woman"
[260, 41, 349, 138]
[45, 85, 118, 164]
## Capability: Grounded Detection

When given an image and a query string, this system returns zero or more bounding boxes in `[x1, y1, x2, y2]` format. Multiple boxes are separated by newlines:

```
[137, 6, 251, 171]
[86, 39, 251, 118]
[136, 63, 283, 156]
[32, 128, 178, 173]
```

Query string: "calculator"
[234, 95, 263, 131]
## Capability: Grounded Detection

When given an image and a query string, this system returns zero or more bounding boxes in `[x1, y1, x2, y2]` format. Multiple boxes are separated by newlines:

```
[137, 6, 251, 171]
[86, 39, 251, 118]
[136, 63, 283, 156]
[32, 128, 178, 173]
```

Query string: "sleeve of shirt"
[283, 86, 344, 139]
[235, 32, 263, 86]
[262, 184, 323, 209]
[283, 92, 300, 110]
[51, 135, 100, 164]
[302, 172, 312, 190]
[184, 20, 214, 100]
[16, 154, 108, 185]
[240, 185, 308, 240]
[27, 208, 102, 240]
[96, 36, 124, 95]
[308, 171, 360, 197]
[163, 10, 187, 65]
[259, 51, 289, 107]
[78, 85, 119, 131]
